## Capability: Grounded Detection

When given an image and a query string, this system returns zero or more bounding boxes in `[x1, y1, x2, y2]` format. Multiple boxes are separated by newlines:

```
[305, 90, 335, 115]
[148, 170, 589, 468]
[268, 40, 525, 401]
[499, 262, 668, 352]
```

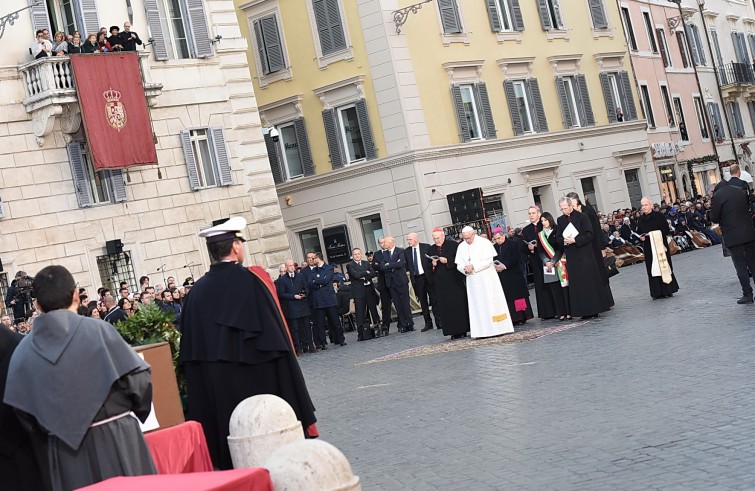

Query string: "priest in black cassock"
[180, 217, 317, 470]
[556, 197, 611, 319]
[427, 228, 469, 339]
[637, 197, 679, 299]
[522, 206, 558, 319]
[492, 229, 533, 325]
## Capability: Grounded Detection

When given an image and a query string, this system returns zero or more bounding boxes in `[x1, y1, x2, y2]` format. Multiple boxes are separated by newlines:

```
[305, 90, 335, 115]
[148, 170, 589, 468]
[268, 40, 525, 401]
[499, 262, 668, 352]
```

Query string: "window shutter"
[736, 32, 749, 64]
[589, 0, 607, 29]
[536, 0, 552, 30]
[748, 101, 755, 130]
[509, 0, 524, 31]
[144, 0, 169, 61]
[676, 31, 689, 68]
[326, 0, 347, 52]
[552, 0, 563, 28]
[730, 103, 744, 137]
[74, 0, 100, 39]
[354, 100, 376, 160]
[475, 83, 496, 140]
[264, 132, 284, 183]
[528, 79, 547, 133]
[313, 0, 333, 54]
[180, 130, 201, 190]
[260, 16, 285, 73]
[253, 21, 269, 74]
[109, 170, 128, 203]
[619, 71, 638, 121]
[293, 118, 314, 176]
[503, 81, 524, 136]
[749, 35, 755, 62]
[685, 25, 700, 66]
[657, 29, 669, 67]
[451, 85, 471, 142]
[486, 0, 502, 32]
[599, 73, 617, 123]
[209, 127, 233, 186]
[576, 75, 595, 126]
[322, 109, 344, 169]
[30, 0, 51, 32]
[708, 103, 724, 138]
[185, 0, 213, 58]
[692, 25, 705, 65]
[438, 0, 462, 34]
[67, 142, 93, 207]
[555, 77, 573, 128]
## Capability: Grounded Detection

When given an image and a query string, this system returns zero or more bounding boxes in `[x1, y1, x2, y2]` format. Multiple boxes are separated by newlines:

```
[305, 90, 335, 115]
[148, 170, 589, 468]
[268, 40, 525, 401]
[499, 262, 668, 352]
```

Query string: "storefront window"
[359, 215, 383, 253]
[299, 228, 322, 258]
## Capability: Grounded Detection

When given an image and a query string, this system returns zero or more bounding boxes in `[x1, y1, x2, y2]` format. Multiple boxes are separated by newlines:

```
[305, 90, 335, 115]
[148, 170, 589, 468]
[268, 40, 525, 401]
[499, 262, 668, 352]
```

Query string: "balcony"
[17, 52, 162, 147]
[718, 63, 755, 99]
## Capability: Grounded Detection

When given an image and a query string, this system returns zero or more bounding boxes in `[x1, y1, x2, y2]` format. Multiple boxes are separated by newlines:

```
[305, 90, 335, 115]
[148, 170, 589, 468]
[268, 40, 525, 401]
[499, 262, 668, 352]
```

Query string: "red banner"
[71, 53, 157, 169]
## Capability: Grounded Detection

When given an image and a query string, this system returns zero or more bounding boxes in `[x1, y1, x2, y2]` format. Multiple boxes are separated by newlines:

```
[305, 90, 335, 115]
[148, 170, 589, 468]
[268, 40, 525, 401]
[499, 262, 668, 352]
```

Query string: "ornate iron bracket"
[392, 0, 434, 34]
[1, 1, 40, 40]
[667, 13, 692, 34]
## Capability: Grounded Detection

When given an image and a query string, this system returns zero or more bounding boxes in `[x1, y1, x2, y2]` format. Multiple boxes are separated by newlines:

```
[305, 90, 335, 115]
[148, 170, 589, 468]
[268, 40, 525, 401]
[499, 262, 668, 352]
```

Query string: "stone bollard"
[264, 439, 361, 491]
[227, 394, 305, 469]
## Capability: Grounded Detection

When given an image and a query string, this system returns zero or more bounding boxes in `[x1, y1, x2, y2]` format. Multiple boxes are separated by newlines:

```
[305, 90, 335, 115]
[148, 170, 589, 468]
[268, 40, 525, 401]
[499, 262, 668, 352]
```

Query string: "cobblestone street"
[298, 245, 755, 490]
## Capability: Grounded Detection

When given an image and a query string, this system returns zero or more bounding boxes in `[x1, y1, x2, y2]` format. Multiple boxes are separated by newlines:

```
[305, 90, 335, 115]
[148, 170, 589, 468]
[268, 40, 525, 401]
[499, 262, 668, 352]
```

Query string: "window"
[657, 28, 671, 67]
[265, 119, 314, 184]
[693, 96, 709, 139]
[67, 142, 128, 207]
[486, 0, 523, 32]
[660, 85, 674, 127]
[145, 0, 214, 61]
[253, 15, 285, 75]
[300, 229, 322, 257]
[728, 102, 745, 138]
[360, 215, 383, 255]
[748, 34, 755, 63]
[748, 101, 755, 134]
[536, 0, 563, 30]
[59, 0, 77, 35]
[588, 0, 608, 30]
[707, 102, 725, 140]
[621, 7, 638, 50]
[503, 79, 548, 134]
[676, 31, 690, 68]
[322, 99, 376, 168]
[451, 83, 497, 141]
[180, 127, 233, 190]
[580, 177, 600, 211]
[685, 24, 706, 66]
[642, 12, 657, 53]
[600, 71, 638, 123]
[438, 0, 462, 34]
[556, 75, 594, 128]
[96, 251, 138, 297]
[312, 0, 347, 55]
[673, 97, 688, 141]
[639, 84, 655, 128]
[732, 32, 749, 65]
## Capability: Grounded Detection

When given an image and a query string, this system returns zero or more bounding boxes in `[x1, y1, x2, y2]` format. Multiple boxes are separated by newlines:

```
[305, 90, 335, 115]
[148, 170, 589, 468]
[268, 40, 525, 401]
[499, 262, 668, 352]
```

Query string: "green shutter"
[555, 77, 573, 128]
[503, 80, 523, 136]
[438, 0, 462, 34]
[260, 16, 285, 73]
[528, 79, 547, 132]
[67, 142, 93, 207]
[355, 100, 376, 160]
[589, 0, 607, 29]
[180, 130, 201, 190]
[536, 0, 552, 30]
[475, 83, 496, 139]
[599, 73, 617, 123]
[576, 75, 595, 126]
[294, 118, 314, 176]
[264, 132, 283, 183]
[322, 109, 344, 168]
[619, 71, 638, 121]
[253, 21, 269, 74]
[326, 0, 346, 51]
[486, 0, 502, 32]
[451, 85, 471, 142]
[509, 0, 524, 31]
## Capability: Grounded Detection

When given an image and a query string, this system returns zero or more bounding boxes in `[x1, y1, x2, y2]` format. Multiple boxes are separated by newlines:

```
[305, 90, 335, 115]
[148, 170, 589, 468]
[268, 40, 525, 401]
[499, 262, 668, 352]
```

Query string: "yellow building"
[235, 0, 657, 261]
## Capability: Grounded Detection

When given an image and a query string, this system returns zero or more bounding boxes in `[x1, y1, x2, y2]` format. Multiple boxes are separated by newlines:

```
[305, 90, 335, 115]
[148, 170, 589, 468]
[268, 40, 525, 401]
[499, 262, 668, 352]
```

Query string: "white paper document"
[136, 352, 160, 432]
[562, 222, 579, 239]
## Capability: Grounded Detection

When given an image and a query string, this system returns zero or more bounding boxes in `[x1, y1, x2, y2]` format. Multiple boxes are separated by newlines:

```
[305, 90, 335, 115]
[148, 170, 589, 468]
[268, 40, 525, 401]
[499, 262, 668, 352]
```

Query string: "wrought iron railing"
[718, 62, 755, 87]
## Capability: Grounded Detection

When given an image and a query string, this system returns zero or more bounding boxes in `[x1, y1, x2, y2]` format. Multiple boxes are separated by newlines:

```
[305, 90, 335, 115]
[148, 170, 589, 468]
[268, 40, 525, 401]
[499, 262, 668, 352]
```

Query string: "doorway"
[624, 169, 643, 208]
[532, 185, 557, 217]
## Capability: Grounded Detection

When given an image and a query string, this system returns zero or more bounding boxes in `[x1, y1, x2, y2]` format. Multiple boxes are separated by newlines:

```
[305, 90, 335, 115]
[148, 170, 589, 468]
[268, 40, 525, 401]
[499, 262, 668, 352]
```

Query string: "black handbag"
[604, 255, 619, 278]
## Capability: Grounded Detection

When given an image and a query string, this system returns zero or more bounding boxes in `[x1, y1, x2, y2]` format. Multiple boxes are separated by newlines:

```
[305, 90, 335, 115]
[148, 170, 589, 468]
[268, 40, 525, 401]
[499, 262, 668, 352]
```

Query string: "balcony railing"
[718, 62, 755, 87]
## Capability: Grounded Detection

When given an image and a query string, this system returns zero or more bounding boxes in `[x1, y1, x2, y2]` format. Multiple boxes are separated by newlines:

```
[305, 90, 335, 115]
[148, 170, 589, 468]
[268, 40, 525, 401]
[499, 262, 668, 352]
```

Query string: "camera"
[269, 127, 279, 143]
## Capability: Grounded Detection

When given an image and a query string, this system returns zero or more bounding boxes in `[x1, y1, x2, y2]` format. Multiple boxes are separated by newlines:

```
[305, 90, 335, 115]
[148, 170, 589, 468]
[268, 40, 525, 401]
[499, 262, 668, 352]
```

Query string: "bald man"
[404, 232, 440, 331]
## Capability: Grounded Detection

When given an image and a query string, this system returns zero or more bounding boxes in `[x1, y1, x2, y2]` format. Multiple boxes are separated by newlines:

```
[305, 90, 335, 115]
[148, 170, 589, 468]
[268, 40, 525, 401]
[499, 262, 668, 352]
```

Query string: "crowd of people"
[32, 22, 142, 59]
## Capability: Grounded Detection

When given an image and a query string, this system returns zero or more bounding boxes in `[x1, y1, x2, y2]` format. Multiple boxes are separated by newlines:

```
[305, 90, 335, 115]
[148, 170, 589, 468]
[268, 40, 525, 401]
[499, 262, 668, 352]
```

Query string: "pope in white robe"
[454, 227, 515, 338]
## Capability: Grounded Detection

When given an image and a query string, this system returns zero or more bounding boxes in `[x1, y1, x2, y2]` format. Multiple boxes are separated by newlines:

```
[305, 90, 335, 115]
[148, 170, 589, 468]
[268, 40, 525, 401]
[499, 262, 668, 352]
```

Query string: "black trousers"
[729, 241, 755, 296]
[377, 285, 392, 327]
[286, 315, 312, 350]
[313, 306, 344, 345]
[389, 283, 413, 328]
[411, 274, 440, 327]
[354, 288, 380, 329]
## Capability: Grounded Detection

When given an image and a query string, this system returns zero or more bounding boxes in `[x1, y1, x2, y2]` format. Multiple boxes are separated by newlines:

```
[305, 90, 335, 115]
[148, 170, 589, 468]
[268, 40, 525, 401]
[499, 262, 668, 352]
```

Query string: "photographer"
[31, 30, 52, 59]
[5, 272, 33, 321]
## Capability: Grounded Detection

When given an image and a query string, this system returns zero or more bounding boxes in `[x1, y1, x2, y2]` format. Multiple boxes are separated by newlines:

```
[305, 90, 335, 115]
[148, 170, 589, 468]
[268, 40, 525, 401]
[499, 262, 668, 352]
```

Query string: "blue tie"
[412, 247, 419, 276]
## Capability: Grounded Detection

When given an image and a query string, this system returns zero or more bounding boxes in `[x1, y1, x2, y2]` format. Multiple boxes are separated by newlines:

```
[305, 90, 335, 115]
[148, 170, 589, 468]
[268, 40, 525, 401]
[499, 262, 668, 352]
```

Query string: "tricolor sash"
[538, 230, 569, 287]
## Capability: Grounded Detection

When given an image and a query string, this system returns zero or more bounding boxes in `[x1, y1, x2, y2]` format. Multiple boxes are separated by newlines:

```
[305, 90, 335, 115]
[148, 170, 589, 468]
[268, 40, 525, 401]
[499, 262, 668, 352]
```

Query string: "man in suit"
[372, 238, 393, 335]
[346, 248, 381, 341]
[380, 236, 414, 333]
[307, 253, 346, 347]
[275, 259, 316, 354]
[728, 163, 752, 194]
[711, 179, 755, 304]
[299, 252, 321, 349]
[102, 294, 128, 325]
[404, 232, 440, 332]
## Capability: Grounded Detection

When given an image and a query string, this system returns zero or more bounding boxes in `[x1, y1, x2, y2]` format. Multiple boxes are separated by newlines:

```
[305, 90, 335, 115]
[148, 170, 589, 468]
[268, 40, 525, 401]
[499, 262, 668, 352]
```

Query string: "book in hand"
[425, 254, 440, 260]
[543, 266, 557, 277]
[561, 222, 579, 239]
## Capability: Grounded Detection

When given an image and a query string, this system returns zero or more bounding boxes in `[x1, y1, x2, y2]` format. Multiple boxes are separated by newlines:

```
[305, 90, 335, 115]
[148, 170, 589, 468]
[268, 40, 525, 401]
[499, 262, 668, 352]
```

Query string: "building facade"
[236, 0, 660, 264]
[0, 0, 288, 310]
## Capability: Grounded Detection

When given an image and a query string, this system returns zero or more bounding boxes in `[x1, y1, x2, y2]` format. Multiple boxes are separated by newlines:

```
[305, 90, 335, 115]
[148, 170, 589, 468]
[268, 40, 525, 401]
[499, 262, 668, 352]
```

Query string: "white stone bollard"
[227, 394, 305, 469]
[264, 439, 361, 491]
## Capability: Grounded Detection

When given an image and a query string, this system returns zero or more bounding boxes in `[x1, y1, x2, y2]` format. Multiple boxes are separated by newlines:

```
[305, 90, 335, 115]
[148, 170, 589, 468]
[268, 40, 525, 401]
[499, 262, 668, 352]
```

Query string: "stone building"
[0, 0, 288, 313]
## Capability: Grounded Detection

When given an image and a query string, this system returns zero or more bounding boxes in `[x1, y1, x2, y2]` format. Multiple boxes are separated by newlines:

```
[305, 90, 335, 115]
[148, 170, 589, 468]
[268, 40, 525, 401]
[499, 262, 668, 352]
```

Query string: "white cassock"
[455, 236, 515, 338]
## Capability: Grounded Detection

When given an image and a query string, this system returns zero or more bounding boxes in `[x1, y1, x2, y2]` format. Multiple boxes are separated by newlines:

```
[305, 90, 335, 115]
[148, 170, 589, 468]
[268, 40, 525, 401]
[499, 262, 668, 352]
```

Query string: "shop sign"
[322, 225, 351, 263]
[652, 142, 678, 158]
[659, 166, 676, 182]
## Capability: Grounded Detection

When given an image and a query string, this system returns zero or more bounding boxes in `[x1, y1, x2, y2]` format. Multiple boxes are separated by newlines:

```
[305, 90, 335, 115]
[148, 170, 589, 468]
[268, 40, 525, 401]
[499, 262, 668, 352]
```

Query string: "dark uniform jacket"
[380, 248, 409, 287]
[711, 182, 755, 247]
[275, 272, 310, 319]
[346, 260, 377, 299]
[403, 243, 434, 285]
[307, 263, 337, 308]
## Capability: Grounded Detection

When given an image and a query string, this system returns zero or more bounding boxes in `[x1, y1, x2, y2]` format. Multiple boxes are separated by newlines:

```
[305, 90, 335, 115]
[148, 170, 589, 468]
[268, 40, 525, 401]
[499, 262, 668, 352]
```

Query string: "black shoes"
[339, 341, 347, 346]
[737, 295, 754, 304]
[421, 325, 433, 332]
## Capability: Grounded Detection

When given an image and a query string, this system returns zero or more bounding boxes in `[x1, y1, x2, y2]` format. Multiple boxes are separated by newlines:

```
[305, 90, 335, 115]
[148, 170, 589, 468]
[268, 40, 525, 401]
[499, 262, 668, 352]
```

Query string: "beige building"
[0, 0, 288, 312]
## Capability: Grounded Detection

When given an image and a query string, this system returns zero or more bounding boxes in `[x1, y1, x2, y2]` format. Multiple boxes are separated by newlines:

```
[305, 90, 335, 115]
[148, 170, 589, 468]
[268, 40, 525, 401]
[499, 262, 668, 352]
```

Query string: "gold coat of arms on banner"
[103, 87, 127, 132]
